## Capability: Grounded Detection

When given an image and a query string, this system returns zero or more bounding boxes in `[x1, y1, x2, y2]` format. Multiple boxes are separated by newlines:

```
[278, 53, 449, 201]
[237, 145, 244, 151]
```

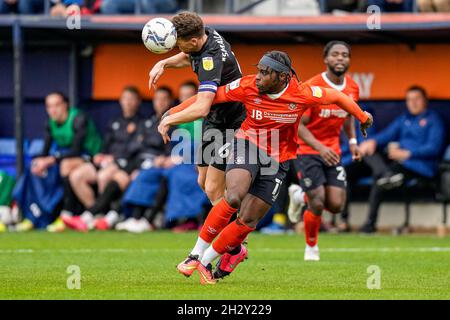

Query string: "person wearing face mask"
[358, 86, 445, 233]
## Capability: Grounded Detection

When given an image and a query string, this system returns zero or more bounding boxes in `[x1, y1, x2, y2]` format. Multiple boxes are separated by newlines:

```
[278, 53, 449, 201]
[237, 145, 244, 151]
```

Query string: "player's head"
[256, 51, 297, 94]
[45, 91, 69, 123]
[172, 12, 206, 54]
[154, 86, 174, 117]
[323, 41, 351, 77]
[120, 86, 141, 118]
[179, 81, 198, 103]
[406, 85, 428, 115]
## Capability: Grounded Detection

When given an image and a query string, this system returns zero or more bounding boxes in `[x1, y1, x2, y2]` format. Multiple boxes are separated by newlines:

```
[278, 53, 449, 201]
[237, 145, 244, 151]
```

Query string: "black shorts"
[294, 155, 347, 192]
[115, 158, 144, 174]
[196, 118, 243, 171]
[226, 139, 288, 205]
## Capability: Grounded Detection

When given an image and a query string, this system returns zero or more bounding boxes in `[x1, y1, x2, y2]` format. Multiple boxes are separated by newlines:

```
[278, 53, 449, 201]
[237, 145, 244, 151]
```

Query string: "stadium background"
[1, 0, 450, 300]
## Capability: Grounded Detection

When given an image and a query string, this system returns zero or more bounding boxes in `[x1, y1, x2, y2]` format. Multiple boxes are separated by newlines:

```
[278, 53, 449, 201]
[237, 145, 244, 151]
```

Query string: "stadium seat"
[26, 139, 45, 157]
[0, 138, 17, 177]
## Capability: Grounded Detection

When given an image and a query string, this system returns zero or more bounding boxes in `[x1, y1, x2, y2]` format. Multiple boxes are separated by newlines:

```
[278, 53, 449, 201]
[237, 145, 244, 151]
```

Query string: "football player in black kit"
[149, 11, 247, 279]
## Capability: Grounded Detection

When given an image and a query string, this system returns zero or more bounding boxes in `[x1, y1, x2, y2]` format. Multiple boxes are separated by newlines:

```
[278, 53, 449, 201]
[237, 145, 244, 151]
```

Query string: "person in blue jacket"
[358, 86, 445, 233]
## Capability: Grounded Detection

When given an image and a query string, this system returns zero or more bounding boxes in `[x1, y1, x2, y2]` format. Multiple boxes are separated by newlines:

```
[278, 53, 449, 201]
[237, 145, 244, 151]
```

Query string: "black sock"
[62, 177, 77, 213]
[89, 180, 122, 215]
[132, 205, 146, 219]
[144, 207, 159, 224]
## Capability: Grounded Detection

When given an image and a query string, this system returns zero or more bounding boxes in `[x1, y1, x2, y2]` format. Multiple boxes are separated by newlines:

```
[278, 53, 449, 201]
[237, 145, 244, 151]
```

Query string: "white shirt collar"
[321, 72, 346, 91]
[266, 82, 289, 100]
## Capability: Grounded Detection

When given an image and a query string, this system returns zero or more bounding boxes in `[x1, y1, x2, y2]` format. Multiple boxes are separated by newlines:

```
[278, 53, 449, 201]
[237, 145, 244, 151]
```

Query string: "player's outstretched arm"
[167, 91, 216, 125]
[322, 88, 373, 137]
[148, 52, 190, 90]
[343, 116, 362, 161]
[158, 90, 230, 143]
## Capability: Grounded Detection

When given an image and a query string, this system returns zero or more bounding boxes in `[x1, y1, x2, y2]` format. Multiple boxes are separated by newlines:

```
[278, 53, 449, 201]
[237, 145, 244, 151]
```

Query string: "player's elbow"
[199, 108, 210, 118]
[197, 104, 211, 118]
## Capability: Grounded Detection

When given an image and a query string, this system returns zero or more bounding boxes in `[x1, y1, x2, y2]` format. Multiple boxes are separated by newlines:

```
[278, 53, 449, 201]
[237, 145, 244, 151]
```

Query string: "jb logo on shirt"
[252, 109, 263, 120]
[319, 109, 348, 118]
[251, 109, 298, 123]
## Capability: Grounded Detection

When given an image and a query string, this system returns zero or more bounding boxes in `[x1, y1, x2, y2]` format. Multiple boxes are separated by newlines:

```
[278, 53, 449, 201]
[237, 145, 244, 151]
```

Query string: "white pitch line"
[1, 247, 450, 254]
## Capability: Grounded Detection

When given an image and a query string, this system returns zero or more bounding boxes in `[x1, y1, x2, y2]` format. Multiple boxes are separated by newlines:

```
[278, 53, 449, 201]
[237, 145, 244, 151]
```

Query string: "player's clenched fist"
[360, 111, 373, 138]
[158, 118, 171, 144]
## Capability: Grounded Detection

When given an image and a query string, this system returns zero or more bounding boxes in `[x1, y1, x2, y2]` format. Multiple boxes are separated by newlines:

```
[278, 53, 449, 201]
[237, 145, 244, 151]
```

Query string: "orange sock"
[212, 218, 255, 255]
[199, 198, 237, 243]
[303, 209, 321, 247]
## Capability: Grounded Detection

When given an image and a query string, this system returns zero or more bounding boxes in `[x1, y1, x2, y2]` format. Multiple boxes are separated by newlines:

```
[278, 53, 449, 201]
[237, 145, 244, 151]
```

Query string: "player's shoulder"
[226, 75, 255, 90]
[345, 75, 359, 90]
[240, 74, 256, 86]
[201, 27, 226, 55]
[305, 73, 326, 86]
[295, 81, 325, 102]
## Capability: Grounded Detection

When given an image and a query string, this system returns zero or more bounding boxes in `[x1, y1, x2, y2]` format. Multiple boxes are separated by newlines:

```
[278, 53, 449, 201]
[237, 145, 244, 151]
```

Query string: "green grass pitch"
[1, 231, 450, 299]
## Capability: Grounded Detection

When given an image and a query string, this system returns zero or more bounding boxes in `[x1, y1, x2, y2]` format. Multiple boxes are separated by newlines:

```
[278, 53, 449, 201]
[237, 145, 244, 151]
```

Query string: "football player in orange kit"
[287, 41, 362, 261]
[158, 51, 372, 284]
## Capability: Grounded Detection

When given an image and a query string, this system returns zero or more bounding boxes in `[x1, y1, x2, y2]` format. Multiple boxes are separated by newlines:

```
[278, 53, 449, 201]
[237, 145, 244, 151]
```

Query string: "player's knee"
[309, 197, 325, 214]
[205, 181, 223, 203]
[327, 201, 345, 214]
[197, 174, 206, 192]
[240, 215, 258, 229]
[225, 192, 241, 209]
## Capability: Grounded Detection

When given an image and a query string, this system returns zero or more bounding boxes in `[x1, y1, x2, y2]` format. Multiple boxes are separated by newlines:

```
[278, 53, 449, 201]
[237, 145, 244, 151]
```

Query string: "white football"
[142, 17, 177, 54]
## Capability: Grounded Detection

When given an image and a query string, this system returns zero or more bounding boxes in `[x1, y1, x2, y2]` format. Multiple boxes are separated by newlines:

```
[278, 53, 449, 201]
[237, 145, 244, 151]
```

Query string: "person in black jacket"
[62, 86, 147, 231]
[115, 86, 175, 233]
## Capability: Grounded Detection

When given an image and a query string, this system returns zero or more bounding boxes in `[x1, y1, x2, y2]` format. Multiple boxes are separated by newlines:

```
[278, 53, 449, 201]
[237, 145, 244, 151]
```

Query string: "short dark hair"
[407, 85, 428, 100]
[156, 86, 174, 99]
[323, 40, 351, 58]
[180, 81, 198, 91]
[46, 91, 68, 103]
[172, 11, 205, 40]
[122, 86, 141, 99]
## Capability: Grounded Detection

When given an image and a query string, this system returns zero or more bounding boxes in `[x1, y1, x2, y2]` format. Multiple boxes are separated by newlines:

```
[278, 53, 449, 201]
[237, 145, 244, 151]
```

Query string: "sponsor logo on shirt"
[288, 103, 297, 110]
[311, 86, 323, 98]
[319, 108, 348, 118]
[226, 78, 240, 93]
[229, 78, 240, 90]
[251, 109, 298, 123]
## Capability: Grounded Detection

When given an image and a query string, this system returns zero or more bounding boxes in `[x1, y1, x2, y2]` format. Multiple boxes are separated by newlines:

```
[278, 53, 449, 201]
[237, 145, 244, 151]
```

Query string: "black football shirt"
[188, 27, 246, 128]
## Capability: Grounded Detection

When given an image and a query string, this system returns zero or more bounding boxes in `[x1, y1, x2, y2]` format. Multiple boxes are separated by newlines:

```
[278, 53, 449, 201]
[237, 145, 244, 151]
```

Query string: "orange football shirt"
[297, 72, 359, 156]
